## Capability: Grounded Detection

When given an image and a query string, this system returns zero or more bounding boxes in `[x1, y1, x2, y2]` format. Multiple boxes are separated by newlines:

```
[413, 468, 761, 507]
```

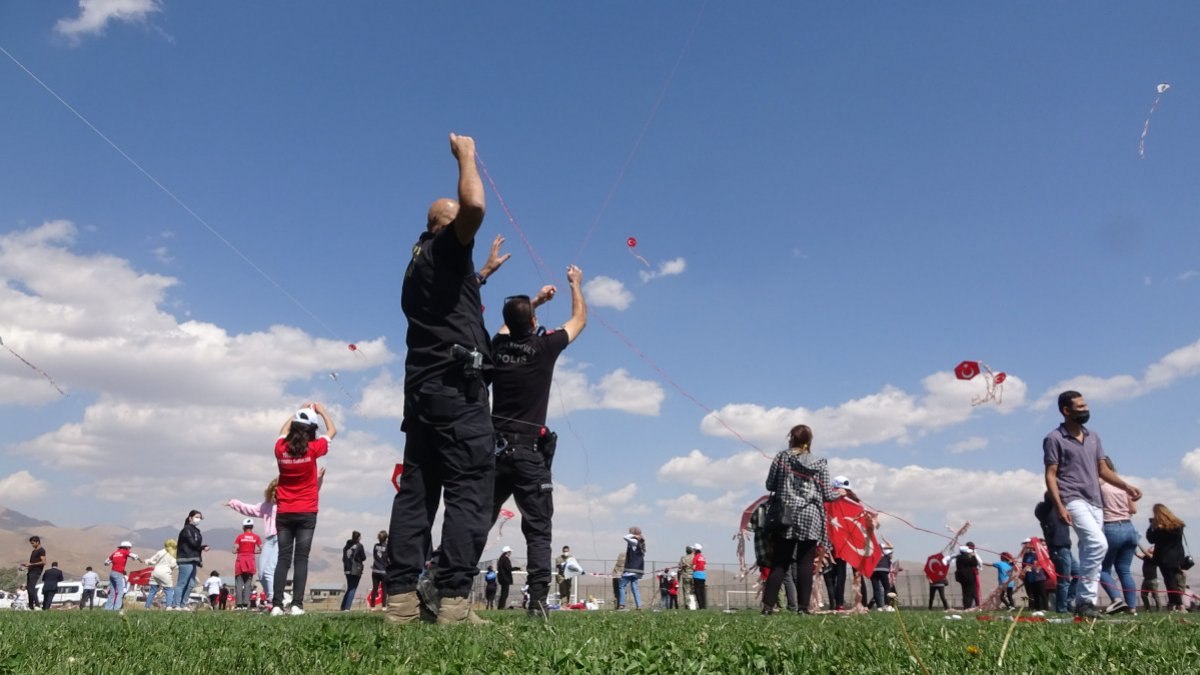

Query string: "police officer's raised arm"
[561, 265, 587, 344]
[449, 133, 485, 246]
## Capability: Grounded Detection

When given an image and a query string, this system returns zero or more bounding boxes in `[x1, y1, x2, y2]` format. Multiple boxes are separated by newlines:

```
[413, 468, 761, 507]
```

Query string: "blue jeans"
[259, 535, 279, 603]
[1050, 545, 1080, 613]
[104, 572, 126, 610]
[341, 574, 361, 611]
[617, 572, 643, 608]
[1100, 520, 1139, 608]
[175, 563, 198, 608]
[145, 584, 176, 609]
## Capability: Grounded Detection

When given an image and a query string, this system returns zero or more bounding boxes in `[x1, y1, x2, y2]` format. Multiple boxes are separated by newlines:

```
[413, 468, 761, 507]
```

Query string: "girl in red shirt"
[270, 402, 336, 616]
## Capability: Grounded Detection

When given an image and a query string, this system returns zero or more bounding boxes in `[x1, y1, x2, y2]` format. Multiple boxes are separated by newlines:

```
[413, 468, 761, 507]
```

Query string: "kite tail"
[1139, 94, 1162, 160]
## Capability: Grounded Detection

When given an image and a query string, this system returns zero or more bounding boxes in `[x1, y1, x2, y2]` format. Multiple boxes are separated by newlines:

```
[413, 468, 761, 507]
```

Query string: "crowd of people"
[8, 137, 1196, 625]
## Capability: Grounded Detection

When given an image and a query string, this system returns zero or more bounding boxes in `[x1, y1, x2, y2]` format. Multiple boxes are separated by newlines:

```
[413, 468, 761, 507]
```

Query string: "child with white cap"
[233, 518, 263, 610]
[103, 541, 140, 611]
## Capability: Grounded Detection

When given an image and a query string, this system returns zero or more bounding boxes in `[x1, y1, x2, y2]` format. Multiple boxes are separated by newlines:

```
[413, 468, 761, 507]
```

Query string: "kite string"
[1, 339, 66, 396]
[0, 43, 346, 346]
[476, 153, 551, 285]
[571, 0, 709, 264]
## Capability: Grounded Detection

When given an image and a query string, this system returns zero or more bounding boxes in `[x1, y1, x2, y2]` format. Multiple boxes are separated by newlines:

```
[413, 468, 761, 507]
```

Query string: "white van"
[33, 582, 107, 608]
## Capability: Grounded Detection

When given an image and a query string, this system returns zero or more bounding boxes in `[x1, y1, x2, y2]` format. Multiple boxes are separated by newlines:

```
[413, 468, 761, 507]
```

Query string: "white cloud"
[355, 370, 404, 420]
[0, 221, 401, 536]
[552, 482, 639, 520]
[152, 246, 173, 264]
[0, 221, 394, 408]
[0, 470, 49, 503]
[550, 360, 664, 417]
[583, 276, 634, 310]
[55, 0, 162, 40]
[699, 371, 1028, 451]
[1035, 338, 1200, 408]
[947, 436, 989, 455]
[1183, 449, 1200, 482]
[656, 449, 766, 489]
[1178, 270, 1198, 282]
[638, 257, 687, 282]
[655, 491, 746, 525]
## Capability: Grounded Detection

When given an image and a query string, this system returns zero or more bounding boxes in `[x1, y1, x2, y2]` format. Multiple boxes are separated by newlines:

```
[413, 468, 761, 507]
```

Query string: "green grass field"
[0, 609, 1196, 674]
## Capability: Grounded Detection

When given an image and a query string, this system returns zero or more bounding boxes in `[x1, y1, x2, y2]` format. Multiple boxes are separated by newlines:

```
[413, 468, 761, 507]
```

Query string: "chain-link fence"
[469, 558, 1024, 611]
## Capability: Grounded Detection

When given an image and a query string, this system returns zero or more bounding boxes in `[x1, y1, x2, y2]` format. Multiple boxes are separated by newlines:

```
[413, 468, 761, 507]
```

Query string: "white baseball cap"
[501, 545, 512, 553]
[119, 541, 132, 548]
[293, 408, 320, 427]
[832, 476, 851, 489]
[693, 543, 703, 551]
[1021, 538, 1031, 545]
[243, 518, 255, 527]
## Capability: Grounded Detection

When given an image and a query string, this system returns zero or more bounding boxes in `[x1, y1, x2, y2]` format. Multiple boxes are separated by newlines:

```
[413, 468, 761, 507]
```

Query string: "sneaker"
[289, 606, 305, 616]
[1103, 599, 1127, 615]
[1075, 602, 1101, 620]
[270, 607, 285, 617]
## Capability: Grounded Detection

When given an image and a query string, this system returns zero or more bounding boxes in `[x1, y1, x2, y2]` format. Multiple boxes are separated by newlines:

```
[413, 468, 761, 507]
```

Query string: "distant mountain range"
[0, 505, 343, 589]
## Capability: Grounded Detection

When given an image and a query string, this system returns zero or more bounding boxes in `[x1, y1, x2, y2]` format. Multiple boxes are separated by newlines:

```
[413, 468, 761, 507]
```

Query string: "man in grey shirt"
[1044, 390, 1141, 619]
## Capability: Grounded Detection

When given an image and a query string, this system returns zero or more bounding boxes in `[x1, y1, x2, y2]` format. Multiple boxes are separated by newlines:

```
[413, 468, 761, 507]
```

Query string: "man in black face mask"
[1043, 390, 1141, 619]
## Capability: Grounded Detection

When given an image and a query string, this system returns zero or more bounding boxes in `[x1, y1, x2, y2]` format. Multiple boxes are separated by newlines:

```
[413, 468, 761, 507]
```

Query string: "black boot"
[526, 584, 549, 619]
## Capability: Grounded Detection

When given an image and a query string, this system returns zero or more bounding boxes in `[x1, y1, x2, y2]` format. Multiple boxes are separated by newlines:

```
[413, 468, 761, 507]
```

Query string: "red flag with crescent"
[127, 567, 153, 586]
[924, 553, 949, 584]
[392, 463, 404, 492]
[1031, 537, 1057, 585]
[825, 498, 883, 576]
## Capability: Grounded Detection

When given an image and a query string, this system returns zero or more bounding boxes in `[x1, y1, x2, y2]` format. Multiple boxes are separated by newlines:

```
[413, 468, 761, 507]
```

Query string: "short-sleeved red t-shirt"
[107, 548, 133, 573]
[235, 532, 262, 557]
[274, 436, 329, 514]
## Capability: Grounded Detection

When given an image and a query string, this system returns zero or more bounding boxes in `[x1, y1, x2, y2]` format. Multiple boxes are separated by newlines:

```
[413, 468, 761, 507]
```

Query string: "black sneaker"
[1075, 602, 1101, 619]
[1103, 599, 1127, 615]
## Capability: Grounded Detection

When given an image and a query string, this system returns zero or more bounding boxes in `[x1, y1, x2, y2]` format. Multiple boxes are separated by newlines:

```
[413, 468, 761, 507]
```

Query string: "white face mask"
[192, 517, 203, 525]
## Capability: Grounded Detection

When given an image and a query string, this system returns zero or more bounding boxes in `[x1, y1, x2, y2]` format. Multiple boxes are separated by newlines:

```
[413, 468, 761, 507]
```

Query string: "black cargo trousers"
[386, 380, 495, 599]
[492, 430, 557, 611]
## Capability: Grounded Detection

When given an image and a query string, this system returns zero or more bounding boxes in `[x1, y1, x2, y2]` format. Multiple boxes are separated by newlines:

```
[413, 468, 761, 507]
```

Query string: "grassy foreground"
[0, 608, 1196, 674]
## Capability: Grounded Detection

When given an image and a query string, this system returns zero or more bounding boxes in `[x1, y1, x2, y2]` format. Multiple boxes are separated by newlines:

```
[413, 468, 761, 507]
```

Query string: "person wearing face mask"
[173, 509, 210, 610]
[1043, 391, 1142, 619]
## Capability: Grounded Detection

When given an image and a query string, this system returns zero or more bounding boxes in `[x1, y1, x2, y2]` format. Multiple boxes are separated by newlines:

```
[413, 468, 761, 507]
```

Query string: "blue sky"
[1, 1, 1199, 566]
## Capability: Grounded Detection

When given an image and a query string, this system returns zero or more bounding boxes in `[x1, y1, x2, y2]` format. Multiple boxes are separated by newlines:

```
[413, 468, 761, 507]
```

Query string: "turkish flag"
[127, 567, 153, 586]
[924, 554, 949, 584]
[392, 463, 404, 492]
[825, 498, 883, 577]
[1031, 537, 1057, 585]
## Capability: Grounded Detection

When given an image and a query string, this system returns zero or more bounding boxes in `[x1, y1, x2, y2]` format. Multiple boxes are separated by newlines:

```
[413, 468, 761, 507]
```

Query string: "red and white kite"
[626, 236, 650, 267]
[924, 554, 949, 584]
[954, 360, 1008, 406]
[391, 463, 404, 492]
[825, 497, 883, 577]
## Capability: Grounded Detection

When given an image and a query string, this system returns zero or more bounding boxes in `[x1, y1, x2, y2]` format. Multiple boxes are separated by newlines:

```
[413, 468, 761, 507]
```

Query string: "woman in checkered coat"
[761, 424, 841, 615]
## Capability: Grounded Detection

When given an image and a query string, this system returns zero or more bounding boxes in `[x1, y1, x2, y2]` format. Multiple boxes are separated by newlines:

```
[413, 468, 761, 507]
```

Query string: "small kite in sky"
[954, 360, 1007, 406]
[626, 236, 650, 267]
[0, 335, 66, 397]
[328, 372, 354, 402]
[497, 508, 516, 536]
[1138, 83, 1171, 159]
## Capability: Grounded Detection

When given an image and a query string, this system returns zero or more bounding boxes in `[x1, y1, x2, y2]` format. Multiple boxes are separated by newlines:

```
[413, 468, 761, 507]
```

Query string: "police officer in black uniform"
[489, 263, 587, 616]
[385, 132, 496, 626]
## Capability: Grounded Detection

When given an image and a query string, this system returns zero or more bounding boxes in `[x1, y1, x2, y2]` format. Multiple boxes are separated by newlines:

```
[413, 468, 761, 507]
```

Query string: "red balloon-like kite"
[954, 360, 981, 380]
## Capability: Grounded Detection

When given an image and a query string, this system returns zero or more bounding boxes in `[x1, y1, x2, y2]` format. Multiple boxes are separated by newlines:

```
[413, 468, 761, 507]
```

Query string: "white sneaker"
[270, 606, 285, 617]
[289, 606, 305, 616]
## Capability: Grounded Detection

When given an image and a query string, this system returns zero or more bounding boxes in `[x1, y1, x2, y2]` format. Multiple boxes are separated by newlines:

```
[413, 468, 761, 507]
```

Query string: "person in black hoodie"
[173, 509, 208, 610]
[341, 531, 367, 611]
[40, 562, 64, 611]
[1147, 503, 1188, 612]
[496, 547, 515, 609]
[954, 546, 979, 609]
[370, 531, 389, 611]
[1036, 492, 1080, 613]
